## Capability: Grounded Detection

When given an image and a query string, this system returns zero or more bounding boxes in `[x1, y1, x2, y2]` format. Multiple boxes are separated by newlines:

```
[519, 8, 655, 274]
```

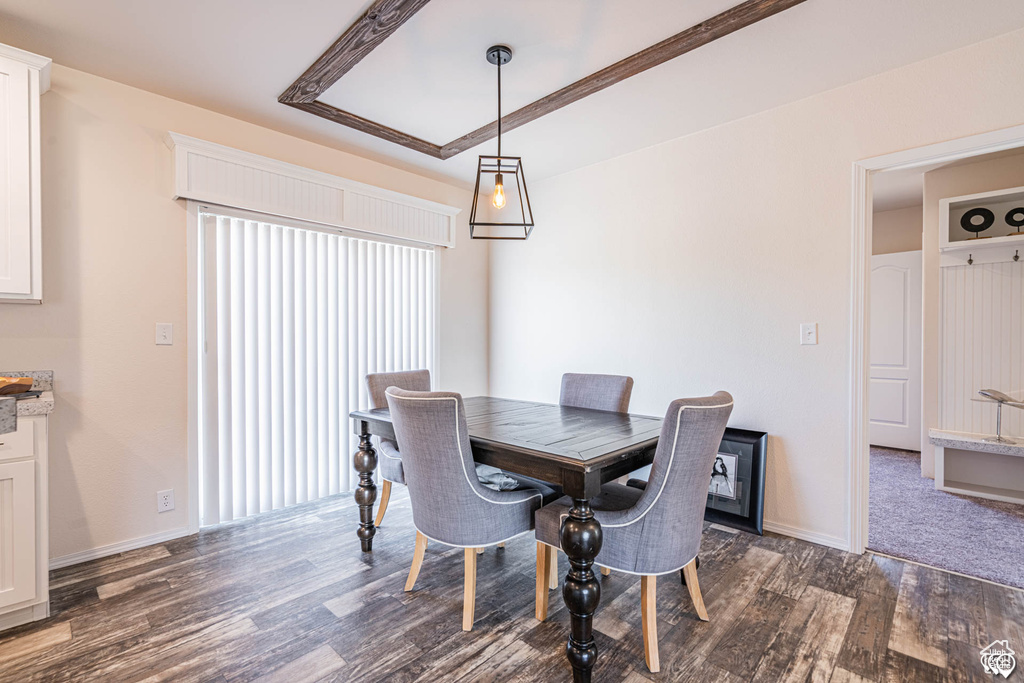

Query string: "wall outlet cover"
[157, 489, 175, 513]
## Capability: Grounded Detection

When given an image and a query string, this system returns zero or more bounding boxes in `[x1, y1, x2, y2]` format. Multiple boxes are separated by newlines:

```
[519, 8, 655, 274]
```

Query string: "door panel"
[870, 251, 922, 451]
[0, 460, 36, 609]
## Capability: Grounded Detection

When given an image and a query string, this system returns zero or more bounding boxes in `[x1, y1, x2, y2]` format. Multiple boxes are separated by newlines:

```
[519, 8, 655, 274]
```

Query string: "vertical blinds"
[197, 210, 437, 526]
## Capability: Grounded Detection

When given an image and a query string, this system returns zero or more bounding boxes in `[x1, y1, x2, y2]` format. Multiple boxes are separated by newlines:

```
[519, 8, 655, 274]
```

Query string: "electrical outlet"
[157, 489, 175, 513]
[156, 323, 173, 346]
[800, 323, 818, 345]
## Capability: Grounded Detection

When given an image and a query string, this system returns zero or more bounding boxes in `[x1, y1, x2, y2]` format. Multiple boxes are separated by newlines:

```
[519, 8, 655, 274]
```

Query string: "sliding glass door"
[195, 207, 437, 526]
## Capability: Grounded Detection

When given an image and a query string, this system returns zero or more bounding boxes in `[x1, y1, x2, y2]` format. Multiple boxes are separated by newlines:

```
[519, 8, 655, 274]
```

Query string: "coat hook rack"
[1015, 250, 1020, 262]
[968, 254, 973, 265]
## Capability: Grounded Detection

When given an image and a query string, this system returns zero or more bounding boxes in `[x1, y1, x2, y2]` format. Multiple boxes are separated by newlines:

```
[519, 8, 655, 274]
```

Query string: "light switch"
[800, 323, 818, 345]
[156, 323, 173, 346]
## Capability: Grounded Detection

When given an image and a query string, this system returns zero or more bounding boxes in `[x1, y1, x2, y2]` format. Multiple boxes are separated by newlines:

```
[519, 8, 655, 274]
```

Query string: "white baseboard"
[763, 520, 851, 552]
[49, 526, 193, 571]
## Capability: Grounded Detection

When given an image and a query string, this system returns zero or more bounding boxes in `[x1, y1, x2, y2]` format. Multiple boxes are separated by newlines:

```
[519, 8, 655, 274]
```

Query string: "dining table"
[350, 395, 663, 682]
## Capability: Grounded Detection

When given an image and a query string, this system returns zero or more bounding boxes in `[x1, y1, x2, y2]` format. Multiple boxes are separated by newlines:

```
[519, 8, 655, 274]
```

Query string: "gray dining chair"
[547, 372, 635, 586]
[385, 387, 551, 631]
[534, 392, 733, 673]
[560, 372, 634, 413]
[365, 369, 431, 527]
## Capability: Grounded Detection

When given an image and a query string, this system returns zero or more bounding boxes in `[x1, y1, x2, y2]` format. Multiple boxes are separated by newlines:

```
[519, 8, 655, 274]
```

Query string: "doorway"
[851, 129, 1024, 589]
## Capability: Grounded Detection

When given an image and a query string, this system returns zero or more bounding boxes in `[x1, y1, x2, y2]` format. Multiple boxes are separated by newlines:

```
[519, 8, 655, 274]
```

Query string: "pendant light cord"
[496, 58, 502, 158]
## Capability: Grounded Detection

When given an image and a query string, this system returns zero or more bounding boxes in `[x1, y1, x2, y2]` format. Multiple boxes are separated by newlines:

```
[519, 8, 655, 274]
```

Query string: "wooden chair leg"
[476, 546, 485, 555]
[682, 558, 709, 621]
[600, 566, 611, 576]
[404, 531, 427, 592]
[463, 548, 478, 631]
[535, 542, 551, 621]
[374, 480, 392, 527]
[641, 575, 659, 673]
[497, 542, 505, 549]
[548, 547, 558, 589]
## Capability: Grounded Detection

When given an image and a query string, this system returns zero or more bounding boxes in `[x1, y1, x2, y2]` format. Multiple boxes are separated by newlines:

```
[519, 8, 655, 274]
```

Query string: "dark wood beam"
[440, 0, 808, 158]
[285, 100, 444, 158]
[279, 0, 433, 104]
[281, 0, 809, 159]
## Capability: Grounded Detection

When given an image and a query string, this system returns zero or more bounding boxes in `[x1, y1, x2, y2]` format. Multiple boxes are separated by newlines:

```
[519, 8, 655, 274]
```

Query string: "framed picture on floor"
[704, 427, 767, 534]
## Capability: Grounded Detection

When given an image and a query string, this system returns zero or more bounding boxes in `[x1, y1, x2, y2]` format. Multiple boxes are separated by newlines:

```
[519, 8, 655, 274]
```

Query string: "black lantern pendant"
[469, 45, 534, 240]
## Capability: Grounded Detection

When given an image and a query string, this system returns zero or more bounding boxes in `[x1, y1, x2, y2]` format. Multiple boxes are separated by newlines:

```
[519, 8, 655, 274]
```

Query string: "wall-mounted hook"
[968, 254, 973, 265]
[1015, 250, 1020, 262]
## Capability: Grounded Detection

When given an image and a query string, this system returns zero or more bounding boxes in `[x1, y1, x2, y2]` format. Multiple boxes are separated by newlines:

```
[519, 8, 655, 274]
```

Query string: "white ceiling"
[2, 0, 1024, 189]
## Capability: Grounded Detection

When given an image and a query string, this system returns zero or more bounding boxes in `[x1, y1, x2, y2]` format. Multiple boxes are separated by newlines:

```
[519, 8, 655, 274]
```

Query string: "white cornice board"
[165, 133, 461, 248]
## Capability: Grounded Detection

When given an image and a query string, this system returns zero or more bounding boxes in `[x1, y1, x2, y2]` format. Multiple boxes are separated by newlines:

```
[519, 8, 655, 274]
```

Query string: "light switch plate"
[156, 323, 173, 346]
[800, 323, 818, 345]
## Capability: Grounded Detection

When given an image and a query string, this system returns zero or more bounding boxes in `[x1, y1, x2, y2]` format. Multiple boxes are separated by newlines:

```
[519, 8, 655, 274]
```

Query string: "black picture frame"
[704, 427, 767, 535]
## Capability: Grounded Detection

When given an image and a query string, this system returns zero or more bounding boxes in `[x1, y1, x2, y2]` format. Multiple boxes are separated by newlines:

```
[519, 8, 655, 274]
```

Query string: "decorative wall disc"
[1005, 207, 1024, 230]
[961, 207, 995, 235]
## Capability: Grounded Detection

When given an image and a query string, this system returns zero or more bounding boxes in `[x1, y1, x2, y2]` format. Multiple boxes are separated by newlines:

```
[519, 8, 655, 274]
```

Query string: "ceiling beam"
[279, 0, 433, 104]
[441, 0, 808, 158]
[284, 100, 444, 158]
[282, 0, 809, 159]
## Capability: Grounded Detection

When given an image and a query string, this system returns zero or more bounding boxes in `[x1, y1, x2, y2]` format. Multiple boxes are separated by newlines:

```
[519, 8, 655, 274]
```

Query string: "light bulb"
[492, 173, 506, 209]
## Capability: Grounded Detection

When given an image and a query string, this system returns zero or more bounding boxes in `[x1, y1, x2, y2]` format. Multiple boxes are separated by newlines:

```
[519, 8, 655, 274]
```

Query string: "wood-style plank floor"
[2, 488, 1020, 682]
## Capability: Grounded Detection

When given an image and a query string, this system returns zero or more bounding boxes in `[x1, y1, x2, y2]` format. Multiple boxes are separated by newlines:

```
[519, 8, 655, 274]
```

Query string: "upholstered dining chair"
[365, 369, 431, 527]
[549, 372, 635, 586]
[534, 392, 733, 673]
[385, 387, 554, 631]
[560, 372, 634, 413]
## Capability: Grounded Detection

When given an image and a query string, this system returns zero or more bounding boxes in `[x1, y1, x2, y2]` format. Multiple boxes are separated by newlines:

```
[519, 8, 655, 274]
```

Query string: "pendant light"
[469, 45, 534, 240]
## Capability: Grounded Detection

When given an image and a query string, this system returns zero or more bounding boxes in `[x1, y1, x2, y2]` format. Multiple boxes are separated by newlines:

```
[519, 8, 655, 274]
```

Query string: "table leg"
[561, 498, 602, 682]
[353, 421, 378, 552]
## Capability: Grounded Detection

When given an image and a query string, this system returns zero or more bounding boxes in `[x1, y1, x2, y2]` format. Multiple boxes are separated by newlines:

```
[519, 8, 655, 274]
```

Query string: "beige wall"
[488, 28, 1024, 547]
[0, 65, 489, 560]
[919, 150, 1024, 477]
[872, 206, 922, 255]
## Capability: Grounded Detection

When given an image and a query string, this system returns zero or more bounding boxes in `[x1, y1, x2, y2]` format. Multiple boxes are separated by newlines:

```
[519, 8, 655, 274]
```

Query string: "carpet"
[868, 445, 1024, 590]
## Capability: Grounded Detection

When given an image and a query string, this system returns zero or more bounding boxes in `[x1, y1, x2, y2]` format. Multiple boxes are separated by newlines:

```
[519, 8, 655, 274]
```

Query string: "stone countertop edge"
[16, 391, 55, 417]
[0, 370, 54, 392]
[928, 428, 1024, 457]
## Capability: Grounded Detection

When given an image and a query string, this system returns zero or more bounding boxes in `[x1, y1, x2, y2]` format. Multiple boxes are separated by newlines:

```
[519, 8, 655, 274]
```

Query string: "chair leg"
[600, 566, 611, 576]
[463, 548, 478, 631]
[405, 531, 428, 592]
[374, 480, 392, 527]
[476, 546, 485, 555]
[548, 547, 559, 589]
[497, 542, 505, 549]
[682, 558, 709, 621]
[535, 542, 551, 621]
[641, 575, 659, 673]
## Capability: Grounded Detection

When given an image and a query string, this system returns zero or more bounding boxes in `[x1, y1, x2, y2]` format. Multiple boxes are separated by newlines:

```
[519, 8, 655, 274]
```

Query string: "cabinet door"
[0, 460, 36, 609]
[0, 55, 32, 296]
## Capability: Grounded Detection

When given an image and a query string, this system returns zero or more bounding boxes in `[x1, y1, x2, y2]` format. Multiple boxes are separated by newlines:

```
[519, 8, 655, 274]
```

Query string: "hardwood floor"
[2, 488, 1020, 682]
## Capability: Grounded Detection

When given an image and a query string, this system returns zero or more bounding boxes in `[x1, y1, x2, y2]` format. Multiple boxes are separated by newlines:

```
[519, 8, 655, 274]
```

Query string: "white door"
[870, 250, 922, 451]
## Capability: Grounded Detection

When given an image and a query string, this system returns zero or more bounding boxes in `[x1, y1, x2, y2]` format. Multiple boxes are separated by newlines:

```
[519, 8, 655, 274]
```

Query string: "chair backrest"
[386, 387, 528, 546]
[629, 392, 733, 574]
[366, 369, 431, 409]
[559, 373, 634, 413]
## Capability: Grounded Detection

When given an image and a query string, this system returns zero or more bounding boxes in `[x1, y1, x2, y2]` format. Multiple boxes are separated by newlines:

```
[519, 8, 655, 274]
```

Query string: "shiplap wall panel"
[199, 212, 436, 525]
[169, 133, 459, 247]
[940, 262, 1024, 437]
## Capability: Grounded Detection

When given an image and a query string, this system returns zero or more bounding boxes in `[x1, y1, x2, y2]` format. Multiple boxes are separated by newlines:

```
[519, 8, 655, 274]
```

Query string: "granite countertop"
[0, 370, 55, 435]
[929, 428, 1024, 457]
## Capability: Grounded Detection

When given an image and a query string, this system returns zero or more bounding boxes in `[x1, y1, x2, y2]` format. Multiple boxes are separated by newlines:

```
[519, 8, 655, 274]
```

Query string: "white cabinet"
[0, 415, 49, 630]
[0, 44, 50, 302]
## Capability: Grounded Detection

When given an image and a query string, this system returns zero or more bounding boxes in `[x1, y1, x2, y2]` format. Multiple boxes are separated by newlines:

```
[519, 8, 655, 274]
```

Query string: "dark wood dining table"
[350, 396, 663, 683]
